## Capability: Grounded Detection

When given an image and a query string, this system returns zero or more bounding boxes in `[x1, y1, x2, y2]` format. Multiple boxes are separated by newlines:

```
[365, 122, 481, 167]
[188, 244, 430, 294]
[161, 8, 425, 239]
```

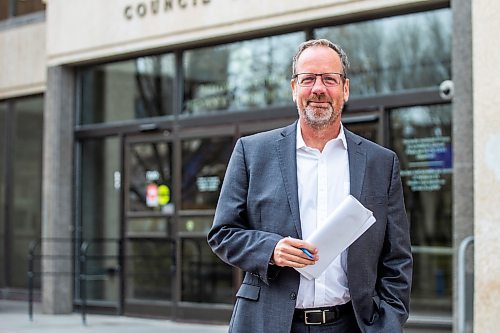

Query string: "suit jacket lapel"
[276, 122, 302, 238]
[345, 129, 367, 279]
[345, 129, 366, 200]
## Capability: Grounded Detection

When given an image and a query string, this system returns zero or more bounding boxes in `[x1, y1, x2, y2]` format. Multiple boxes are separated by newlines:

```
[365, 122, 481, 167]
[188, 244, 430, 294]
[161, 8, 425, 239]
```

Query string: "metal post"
[27, 240, 38, 321]
[458, 236, 474, 333]
[80, 242, 88, 326]
[118, 238, 124, 316]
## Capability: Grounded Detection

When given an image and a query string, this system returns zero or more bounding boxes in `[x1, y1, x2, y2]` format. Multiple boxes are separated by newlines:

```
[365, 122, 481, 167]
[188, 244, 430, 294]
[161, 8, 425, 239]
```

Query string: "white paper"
[295, 195, 376, 280]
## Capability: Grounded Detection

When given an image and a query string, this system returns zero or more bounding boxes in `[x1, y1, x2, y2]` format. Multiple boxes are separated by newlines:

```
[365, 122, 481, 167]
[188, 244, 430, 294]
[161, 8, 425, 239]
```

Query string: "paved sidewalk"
[0, 300, 228, 333]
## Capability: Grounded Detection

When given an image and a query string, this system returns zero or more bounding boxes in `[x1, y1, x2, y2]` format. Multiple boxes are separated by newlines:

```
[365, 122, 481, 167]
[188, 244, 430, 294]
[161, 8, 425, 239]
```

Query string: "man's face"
[291, 46, 349, 130]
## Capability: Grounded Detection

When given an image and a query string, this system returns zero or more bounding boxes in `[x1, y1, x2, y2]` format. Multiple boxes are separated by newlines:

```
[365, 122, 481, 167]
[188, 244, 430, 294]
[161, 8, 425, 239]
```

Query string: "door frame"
[122, 130, 178, 318]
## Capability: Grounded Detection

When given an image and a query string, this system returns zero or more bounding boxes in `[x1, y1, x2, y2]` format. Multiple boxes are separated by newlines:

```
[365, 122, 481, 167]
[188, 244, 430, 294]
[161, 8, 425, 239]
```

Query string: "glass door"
[389, 104, 453, 316]
[342, 110, 383, 145]
[123, 132, 176, 317]
[176, 126, 236, 321]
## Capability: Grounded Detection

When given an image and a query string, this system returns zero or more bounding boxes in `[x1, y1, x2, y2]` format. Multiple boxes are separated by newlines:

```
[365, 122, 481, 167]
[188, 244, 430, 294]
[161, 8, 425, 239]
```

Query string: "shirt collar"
[296, 122, 348, 150]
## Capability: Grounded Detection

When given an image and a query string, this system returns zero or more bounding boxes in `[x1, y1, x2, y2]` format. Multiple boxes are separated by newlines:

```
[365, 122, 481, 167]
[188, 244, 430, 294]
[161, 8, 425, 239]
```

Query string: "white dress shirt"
[295, 122, 351, 308]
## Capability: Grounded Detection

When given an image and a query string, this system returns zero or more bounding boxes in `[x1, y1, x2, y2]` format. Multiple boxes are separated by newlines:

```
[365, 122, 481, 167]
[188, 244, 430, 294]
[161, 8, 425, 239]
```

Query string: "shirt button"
[290, 292, 297, 300]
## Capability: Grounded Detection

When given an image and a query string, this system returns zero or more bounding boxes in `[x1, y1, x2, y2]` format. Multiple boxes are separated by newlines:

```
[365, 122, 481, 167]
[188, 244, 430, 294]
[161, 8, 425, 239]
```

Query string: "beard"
[299, 99, 343, 130]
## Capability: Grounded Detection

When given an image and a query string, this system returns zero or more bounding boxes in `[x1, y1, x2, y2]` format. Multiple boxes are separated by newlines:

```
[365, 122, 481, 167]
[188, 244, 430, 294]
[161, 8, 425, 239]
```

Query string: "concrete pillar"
[451, 0, 474, 332]
[41, 65, 74, 314]
[473, 1, 500, 332]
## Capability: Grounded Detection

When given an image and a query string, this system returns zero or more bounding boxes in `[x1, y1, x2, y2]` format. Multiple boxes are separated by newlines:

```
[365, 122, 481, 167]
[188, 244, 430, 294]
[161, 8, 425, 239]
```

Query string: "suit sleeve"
[368, 154, 413, 333]
[207, 138, 282, 285]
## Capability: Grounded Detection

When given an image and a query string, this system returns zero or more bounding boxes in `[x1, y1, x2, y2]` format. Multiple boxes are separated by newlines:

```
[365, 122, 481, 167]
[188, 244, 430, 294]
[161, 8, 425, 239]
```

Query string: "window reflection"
[0, 0, 45, 19]
[127, 217, 170, 236]
[15, 0, 45, 16]
[126, 239, 175, 301]
[128, 141, 173, 213]
[178, 216, 213, 234]
[390, 104, 452, 314]
[0, 0, 8, 20]
[344, 119, 379, 143]
[181, 234, 233, 304]
[183, 32, 304, 114]
[0, 97, 44, 290]
[81, 138, 121, 240]
[79, 137, 121, 302]
[11, 97, 43, 288]
[181, 137, 233, 210]
[316, 9, 451, 97]
[80, 55, 175, 124]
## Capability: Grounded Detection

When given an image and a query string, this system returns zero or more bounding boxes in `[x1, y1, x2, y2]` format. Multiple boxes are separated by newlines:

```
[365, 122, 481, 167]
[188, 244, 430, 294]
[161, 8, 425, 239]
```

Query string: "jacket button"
[290, 292, 297, 300]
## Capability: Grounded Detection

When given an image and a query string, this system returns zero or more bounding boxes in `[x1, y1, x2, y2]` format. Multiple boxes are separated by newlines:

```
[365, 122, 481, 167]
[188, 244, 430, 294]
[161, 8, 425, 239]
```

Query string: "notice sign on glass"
[400, 136, 452, 192]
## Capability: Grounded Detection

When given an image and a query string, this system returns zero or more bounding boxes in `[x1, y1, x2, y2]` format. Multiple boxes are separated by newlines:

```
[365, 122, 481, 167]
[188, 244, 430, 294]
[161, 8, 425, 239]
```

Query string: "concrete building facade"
[1, 0, 498, 332]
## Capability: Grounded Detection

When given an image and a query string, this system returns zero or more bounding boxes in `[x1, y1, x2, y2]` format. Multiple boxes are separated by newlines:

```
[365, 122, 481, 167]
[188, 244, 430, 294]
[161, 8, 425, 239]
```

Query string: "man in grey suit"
[208, 39, 412, 333]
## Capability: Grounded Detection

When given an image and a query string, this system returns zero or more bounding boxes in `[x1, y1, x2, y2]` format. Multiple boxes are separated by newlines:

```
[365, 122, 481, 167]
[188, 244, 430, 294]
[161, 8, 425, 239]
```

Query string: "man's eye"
[300, 76, 315, 84]
[323, 76, 339, 85]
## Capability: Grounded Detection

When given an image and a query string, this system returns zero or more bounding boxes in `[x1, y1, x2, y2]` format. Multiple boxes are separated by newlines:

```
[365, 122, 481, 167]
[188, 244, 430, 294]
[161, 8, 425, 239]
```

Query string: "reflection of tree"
[181, 138, 233, 209]
[134, 56, 174, 117]
[318, 9, 451, 96]
[184, 32, 302, 113]
[129, 143, 172, 211]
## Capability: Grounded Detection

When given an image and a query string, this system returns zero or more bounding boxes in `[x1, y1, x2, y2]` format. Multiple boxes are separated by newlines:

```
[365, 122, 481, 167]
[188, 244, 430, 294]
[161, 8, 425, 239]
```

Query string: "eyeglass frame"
[292, 72, 347, 87]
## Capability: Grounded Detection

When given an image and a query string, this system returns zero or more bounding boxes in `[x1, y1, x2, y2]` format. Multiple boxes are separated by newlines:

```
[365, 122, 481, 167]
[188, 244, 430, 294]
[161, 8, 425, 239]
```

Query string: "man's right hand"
[272, 237, 318, 268]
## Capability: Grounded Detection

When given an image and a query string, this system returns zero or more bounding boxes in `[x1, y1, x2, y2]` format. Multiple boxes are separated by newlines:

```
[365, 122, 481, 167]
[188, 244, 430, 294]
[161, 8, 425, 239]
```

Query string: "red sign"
[146, 183, 158, 207]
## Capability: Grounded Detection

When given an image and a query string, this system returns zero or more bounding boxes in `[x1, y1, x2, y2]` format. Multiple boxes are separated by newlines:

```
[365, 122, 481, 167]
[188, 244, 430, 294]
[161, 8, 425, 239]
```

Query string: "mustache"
[307, 93, 332, 103]
[307, 98, 332, 105]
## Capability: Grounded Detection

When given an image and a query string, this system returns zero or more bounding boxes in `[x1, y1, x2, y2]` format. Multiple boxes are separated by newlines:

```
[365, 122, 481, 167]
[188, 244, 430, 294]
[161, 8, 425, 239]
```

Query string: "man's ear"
[343, 78, 350, 103]
[291, 79, 297, 102]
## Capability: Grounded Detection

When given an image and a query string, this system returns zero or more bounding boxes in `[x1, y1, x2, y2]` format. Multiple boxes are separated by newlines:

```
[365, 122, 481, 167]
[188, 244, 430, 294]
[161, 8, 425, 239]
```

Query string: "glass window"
[0, 102, 5, 287]
[15, 0, 45, 16]
[125, 238, 174, 301]
[390, 104, 452, 316]
[183, 32, 304, 114]
[79, 137, 121, 302]
[343, 118, 379, 143]
[127, 217, 172, 236]
[181, 136, 234, 210]
[127, 141, 173, 214]
[80, 54, 175, 125]
[9, 97, 44, 288]
[180, 136, 235, 303]
[315, 9, 451, 97]
[180, 232, 234, 303]
[0, 0, 9, 20]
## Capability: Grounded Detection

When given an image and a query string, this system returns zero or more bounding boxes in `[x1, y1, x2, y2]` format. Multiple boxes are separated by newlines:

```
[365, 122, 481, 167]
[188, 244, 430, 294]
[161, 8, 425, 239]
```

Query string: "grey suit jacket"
[208, 121, 412, 333]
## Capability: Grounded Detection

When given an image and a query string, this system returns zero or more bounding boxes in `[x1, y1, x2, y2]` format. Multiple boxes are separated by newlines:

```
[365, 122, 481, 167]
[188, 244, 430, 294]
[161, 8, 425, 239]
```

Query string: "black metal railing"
[78, 238, 122, 325]
[27, 237, 122, 325]
[27, 238, 74, 321]
[27, 237, 177, 325]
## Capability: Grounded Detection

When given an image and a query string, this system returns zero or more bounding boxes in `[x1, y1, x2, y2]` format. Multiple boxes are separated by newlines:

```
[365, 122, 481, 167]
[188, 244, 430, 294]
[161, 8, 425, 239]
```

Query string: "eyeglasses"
[293, 73, 345, 87]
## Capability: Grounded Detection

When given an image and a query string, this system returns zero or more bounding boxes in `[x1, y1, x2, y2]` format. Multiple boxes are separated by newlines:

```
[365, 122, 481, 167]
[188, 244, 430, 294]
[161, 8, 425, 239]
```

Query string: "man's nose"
[311, 76, 327, 93]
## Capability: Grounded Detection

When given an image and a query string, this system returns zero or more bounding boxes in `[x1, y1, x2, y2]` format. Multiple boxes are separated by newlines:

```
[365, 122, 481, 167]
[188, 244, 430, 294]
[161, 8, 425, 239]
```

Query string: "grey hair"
[292, 39, 350, 79]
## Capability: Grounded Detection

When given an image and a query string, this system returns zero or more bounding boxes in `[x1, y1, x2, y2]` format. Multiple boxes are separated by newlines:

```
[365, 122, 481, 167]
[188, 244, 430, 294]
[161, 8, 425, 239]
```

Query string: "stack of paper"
[295, 195, 376, 280]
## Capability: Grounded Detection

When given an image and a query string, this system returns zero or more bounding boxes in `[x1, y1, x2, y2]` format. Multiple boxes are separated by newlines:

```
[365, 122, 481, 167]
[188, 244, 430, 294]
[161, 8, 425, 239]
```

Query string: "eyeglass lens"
[296, 73, 342, 87]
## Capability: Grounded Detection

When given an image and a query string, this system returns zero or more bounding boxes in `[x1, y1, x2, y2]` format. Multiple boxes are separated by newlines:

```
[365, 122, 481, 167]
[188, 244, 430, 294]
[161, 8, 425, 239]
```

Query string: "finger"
[284, 238, 318, 255]
[298, 241, 318, 255]
[274, 247, 316, 267]
[281, 240, 316, 259]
